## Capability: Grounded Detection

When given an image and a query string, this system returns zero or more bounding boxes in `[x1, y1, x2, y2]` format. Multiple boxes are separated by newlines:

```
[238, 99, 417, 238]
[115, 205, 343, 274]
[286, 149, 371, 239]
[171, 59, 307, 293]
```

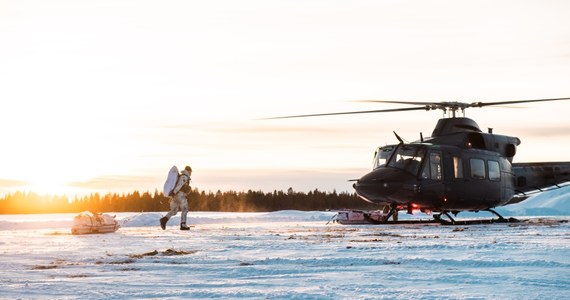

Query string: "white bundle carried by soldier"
[161, 165, 192, 230]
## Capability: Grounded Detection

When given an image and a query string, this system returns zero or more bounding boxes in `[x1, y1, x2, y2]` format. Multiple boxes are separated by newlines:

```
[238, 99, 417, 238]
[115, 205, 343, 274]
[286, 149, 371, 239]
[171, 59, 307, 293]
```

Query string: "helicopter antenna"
[393, 131, 404, 144]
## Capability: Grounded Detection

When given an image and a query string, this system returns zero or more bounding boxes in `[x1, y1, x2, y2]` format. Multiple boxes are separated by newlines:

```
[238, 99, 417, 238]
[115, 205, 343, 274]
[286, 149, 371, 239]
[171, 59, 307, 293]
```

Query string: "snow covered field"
[1, 190, 570, 299]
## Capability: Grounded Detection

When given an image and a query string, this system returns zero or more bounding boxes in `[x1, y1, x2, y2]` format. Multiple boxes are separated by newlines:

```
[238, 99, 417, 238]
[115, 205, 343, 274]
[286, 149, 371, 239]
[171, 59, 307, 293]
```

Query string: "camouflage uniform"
[161, 166, 192, 230]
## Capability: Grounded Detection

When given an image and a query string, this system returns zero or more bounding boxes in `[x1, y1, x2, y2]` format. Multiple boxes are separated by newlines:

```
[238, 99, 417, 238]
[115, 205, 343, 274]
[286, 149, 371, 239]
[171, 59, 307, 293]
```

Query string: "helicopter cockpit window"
[372, 145, 395, 169]
[387, 145, 426, 176]
[470, 158, 486, 180]
[420, 152, 442, 181]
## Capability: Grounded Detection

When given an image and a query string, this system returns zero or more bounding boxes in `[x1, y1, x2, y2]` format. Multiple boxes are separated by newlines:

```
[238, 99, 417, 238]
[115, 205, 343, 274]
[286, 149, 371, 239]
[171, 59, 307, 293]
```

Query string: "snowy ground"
[1, 189, 570, 299]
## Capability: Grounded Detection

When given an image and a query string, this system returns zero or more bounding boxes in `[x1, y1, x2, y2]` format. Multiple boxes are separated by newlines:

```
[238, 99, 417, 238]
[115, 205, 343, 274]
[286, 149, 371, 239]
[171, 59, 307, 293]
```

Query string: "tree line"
[0, 188, 379, 214]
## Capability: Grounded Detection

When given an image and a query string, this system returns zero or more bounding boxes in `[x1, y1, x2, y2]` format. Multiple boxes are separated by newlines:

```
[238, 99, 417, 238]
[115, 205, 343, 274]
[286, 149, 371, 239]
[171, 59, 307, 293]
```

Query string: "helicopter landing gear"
[433, 211, 458, 224]
[332, 207, 520, 225]
[434, 209, 520, 225]
[380, 204, 399, 223]
[485, 208, 520, 223]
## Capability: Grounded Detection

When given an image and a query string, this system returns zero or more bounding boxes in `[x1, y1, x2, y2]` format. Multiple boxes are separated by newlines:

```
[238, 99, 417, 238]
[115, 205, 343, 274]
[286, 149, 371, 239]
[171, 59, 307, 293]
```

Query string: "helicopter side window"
[488, 160, 500, 181]
[453, 156, 464, 179]
[430, 153, 442, 180]
[470, 158, 486, 180]
[421, 152, 442, 180]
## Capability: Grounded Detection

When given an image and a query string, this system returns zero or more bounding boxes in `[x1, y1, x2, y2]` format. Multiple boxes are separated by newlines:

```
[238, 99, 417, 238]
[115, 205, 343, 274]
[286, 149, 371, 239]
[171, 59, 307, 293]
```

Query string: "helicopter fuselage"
[354, 143, 516, 212]
[354, 117, 570, 214]
[267, 98, 570, 218]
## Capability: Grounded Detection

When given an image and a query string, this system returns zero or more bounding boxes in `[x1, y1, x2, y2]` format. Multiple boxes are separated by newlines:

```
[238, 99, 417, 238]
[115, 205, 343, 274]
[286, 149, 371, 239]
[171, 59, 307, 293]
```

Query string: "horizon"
[2, 0, 570, 198]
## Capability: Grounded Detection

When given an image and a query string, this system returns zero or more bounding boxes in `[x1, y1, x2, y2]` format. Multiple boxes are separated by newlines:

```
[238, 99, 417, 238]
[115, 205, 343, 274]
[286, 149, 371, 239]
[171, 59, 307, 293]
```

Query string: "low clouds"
[0, 179, 28, 188]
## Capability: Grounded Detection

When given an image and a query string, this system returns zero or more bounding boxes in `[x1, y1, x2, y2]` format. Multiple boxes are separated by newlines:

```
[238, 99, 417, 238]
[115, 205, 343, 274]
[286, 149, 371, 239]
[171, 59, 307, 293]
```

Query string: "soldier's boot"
[160, 217, 168, 230]
[180, 223, 190, 230]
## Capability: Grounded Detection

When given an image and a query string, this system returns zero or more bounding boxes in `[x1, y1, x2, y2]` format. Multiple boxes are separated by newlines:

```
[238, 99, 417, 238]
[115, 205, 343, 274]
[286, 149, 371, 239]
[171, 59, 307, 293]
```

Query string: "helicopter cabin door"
[441, 154, 479, 209]
[419, 150, 445, 206]
[447, 154, 502, 210]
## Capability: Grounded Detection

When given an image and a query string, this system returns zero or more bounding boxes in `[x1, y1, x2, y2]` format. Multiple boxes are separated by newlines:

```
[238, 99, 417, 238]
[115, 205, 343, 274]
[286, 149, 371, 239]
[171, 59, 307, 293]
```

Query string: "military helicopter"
[267, 97, 570, 224]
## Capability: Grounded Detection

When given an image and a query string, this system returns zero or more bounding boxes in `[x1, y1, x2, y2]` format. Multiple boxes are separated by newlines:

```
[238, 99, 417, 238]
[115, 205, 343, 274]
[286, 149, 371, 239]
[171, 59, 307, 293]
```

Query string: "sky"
[1, 0, 570, 197]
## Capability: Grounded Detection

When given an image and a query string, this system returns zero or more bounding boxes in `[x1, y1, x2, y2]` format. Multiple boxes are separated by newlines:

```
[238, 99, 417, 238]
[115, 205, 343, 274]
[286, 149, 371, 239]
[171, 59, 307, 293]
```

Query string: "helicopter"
[267, 97, 570, 224]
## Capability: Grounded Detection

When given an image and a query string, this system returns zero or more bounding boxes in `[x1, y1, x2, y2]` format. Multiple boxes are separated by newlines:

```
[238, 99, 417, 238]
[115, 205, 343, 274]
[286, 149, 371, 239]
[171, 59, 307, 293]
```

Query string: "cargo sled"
[71, 211, 120, 235]
[332, 209, 438, 225]
[333, 210, 388, 224]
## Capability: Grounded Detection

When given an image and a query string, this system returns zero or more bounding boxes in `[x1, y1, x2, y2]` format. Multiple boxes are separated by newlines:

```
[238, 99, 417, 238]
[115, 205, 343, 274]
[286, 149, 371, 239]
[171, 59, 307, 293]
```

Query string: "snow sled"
[333, 210, 388, 224]
[71, 211, 120, 235]
[332, 209, 439, 225]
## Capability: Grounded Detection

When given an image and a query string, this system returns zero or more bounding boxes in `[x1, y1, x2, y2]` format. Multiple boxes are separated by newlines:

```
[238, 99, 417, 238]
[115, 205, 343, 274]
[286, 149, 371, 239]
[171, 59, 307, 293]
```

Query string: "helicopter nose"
[353, 167, 417, 203]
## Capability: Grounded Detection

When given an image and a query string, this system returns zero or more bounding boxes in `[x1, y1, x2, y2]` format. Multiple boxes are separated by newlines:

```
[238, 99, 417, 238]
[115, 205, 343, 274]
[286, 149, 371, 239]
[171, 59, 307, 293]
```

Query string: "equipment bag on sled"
[71, 211, 120, 235]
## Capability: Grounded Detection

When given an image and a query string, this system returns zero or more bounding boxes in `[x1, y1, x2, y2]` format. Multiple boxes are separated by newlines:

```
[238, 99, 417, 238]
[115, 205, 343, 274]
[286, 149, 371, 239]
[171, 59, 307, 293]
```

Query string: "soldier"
[160, 166, 192, 230]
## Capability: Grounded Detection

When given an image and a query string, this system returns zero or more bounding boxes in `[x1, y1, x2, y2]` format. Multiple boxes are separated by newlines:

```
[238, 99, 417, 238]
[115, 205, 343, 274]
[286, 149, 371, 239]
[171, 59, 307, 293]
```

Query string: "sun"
[26, 178, 78, 197]
[22, 163, 94, 197]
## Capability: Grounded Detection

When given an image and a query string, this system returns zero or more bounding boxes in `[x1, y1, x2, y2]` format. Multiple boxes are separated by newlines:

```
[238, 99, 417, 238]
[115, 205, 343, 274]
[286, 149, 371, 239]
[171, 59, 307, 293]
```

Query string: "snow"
[498, 185, 570, 217]
[1, 190, 569, 299]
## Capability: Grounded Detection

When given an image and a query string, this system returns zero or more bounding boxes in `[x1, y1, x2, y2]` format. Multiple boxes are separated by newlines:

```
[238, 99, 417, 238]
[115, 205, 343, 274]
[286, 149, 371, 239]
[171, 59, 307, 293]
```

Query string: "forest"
[0, 188, 379, 214]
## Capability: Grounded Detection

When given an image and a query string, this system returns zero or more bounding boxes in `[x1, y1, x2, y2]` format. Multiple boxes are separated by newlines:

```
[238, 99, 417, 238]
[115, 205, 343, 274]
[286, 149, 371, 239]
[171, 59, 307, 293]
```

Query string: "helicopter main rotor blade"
[469, 97, 570, 108]
[354, 100, 443, 106]
[357, 98, 570, 108]
[261, 106, 427, 120]
[261, 97, 570, 120]
[353, 100, 473, 112]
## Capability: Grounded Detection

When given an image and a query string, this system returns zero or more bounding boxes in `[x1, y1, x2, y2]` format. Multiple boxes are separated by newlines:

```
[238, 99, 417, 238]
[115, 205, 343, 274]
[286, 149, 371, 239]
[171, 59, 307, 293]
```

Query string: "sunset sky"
[1, 0, 570, 197]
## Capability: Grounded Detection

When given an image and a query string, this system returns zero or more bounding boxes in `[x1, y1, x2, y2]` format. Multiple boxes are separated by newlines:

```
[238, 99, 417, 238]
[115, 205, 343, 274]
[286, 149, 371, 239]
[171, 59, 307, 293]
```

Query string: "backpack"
[163, 166, 179, 196]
